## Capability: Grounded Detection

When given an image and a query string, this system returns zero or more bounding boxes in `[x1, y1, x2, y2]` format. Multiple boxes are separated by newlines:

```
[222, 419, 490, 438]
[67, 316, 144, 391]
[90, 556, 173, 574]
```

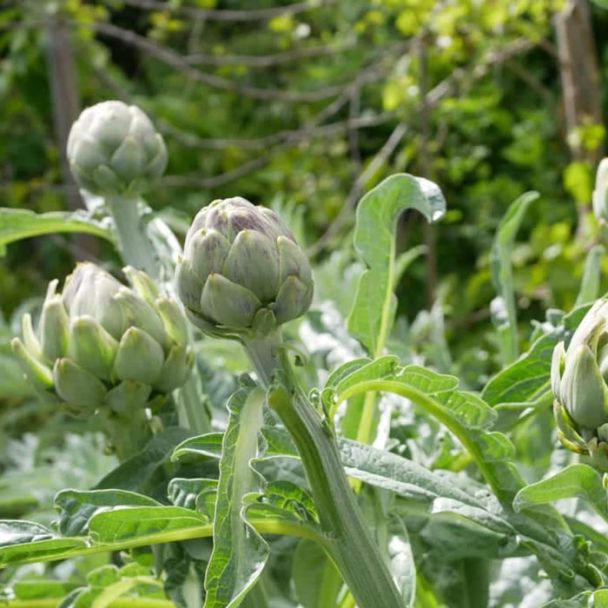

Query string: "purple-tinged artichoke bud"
[67, 101, 167, 196]
[552, 299, 608, 470]
[593, 159, 608, 224]
[176, 197, 313, 338]
[11, 263, 193, 416]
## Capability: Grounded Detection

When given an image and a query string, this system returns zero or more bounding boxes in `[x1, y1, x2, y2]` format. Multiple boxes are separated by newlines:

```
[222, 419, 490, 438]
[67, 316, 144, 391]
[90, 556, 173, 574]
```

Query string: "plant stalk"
[106, 195, 160, 279]
[245, 334, 403, 608]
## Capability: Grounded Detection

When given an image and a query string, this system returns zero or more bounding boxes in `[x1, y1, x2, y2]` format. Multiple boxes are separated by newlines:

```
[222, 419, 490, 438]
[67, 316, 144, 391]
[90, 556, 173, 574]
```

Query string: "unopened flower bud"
[552, 298, 608, 470]
[176, 197, 313, 338]
[11, 263, 193, 416]
[67, 101, 167, 196]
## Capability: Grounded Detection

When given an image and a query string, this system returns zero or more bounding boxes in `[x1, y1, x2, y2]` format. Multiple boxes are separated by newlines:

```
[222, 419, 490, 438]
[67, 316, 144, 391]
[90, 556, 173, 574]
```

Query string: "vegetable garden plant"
[3, 100, 608, 607]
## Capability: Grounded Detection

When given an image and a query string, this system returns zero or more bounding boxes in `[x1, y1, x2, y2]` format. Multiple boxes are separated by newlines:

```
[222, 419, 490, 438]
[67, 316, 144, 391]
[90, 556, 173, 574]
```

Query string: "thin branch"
[184, 43, 357, 68]
[160, 113, 395, 188]
[113, 0, 336, 21]
[159, 112, 394, 151]
[162, 157, 270, 189]
[307, 37, 538, 258]
[307, 122, 408, 257]
[88, 20, 374, 103]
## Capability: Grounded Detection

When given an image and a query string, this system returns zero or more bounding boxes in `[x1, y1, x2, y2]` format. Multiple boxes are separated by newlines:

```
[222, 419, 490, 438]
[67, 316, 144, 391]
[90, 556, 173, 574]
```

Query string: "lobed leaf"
[0, 208, 113, 255]
[514, 464, 608, 522]
[348, 173, 446, 356]
[203, 388, 268, 608]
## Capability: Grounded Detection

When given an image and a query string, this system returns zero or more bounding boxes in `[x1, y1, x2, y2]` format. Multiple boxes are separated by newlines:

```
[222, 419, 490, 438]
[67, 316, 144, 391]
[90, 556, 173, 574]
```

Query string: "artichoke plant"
[67, 100, 167, 196]
[176, 197, 313, 339]
[11, 263, 193, 417]
[552, 298, 608, 470]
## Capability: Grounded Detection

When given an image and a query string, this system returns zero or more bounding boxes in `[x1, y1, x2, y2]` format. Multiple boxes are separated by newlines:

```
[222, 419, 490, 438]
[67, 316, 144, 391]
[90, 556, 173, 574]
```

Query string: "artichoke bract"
[11, 263, 193, 416]
[552, 299, 608, 470]
[67, 101, 167, 196]
[176, 197, 313, 338]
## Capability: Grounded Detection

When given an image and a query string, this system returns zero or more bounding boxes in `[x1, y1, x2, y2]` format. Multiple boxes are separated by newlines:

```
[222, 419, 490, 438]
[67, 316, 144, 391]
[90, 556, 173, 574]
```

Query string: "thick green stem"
[245, 336, 403, 608]
[176, 370, 210, 435]
[102, 409, 152, 461]
[106, 195, 160, 279]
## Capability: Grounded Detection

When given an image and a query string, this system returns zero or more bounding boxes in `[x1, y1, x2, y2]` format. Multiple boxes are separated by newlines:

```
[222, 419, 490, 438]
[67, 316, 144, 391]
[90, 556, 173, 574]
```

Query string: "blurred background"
[1, 0, 608, 416]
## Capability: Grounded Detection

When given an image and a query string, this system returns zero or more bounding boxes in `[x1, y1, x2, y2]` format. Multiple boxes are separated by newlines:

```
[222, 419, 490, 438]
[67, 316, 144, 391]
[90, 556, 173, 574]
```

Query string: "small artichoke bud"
[11, 262, 193, 418]
[593, 158, 608, 224]
[67, 101, 167, 196]
[176, 197, 313, 338]
[552, 298, 608, 470]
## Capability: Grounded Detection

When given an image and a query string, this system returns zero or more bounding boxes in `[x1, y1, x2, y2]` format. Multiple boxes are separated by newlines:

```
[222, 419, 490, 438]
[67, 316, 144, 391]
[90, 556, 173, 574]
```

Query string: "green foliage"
[2, 1, 608, 606]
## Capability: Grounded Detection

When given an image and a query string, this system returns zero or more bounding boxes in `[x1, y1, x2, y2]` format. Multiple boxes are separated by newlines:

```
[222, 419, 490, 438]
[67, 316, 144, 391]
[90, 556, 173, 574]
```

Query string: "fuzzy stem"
[245, 335, 403, 608]
[106, 195, 160, 279]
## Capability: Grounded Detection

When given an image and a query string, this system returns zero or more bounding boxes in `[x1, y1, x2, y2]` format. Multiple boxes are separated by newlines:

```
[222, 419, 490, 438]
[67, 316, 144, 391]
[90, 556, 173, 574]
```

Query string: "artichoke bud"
[559, 344, 608, 430]
[552, 298, 608, 470]
[53, 358, 107, 411]
[113, 327, 164, 384]
[12, 262, 193, 418]
[593, 158, 608, 224]
[176, 197, 313, 338]
[67, 100, 167, 196]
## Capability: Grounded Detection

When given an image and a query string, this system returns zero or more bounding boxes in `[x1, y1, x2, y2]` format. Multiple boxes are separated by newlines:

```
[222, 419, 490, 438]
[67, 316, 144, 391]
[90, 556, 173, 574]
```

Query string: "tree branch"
[89, 20, 381, 103]
[112, 0, 336, 22]
[184, 43, 357, 68]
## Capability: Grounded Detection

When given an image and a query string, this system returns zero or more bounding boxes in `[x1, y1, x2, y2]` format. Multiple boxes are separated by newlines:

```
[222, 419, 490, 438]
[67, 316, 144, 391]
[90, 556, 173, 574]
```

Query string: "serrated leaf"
[168, 478, 217, 510]
[348, 174, 446, 356]
[483, 305, 591, 407]
[514, 464, 608, 521]
[335, 355, 400, 394]
[0, 535, 86, 567]
[396, 365, 459, 395]
[96, 427, 191, 497]
[490, 191, 539, 363]
[246, 479, 318, 527]
[204, 388, 268, 608]
[172, 432, 224, 463]
[55, 489, 160, 536]
[88, 506, 209, 545]
[0, 208, 113, 255]
[12, 579, 79, 600]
